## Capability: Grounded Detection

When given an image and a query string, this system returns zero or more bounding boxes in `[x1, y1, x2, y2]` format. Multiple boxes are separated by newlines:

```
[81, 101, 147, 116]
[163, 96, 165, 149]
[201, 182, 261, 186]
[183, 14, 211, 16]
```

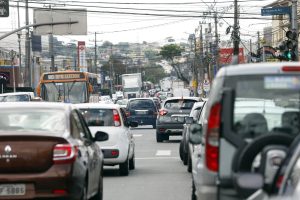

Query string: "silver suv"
[189, 62, 300, 200]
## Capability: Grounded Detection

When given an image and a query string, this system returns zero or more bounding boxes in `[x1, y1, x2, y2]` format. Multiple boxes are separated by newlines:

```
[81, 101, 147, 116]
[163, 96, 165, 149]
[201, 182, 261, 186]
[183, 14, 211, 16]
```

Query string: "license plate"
[136, 110, 148, 115]
[0, 184, 26, 196]
[171, 116, 185, 122]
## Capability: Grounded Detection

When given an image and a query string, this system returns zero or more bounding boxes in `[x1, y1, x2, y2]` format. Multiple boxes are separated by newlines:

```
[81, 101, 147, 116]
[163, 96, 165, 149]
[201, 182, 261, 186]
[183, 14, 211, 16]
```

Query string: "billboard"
[78, 41, 87, 72]
[219, 48, 245, 65]
[33, 8, 87, 35]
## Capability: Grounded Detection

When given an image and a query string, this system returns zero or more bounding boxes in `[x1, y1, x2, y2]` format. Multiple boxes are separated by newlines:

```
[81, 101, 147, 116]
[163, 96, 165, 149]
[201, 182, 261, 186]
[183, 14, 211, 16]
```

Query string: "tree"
[159, 44, 189, 84]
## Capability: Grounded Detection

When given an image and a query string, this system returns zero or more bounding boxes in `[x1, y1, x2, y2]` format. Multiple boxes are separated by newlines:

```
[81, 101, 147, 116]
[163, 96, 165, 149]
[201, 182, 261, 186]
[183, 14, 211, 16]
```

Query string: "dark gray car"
[156, 97, 200, 142]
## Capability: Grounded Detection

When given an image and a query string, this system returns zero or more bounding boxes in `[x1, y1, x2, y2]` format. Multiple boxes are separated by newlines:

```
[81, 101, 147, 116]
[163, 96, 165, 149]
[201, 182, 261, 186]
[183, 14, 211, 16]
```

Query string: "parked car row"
[177, 62, 300, 200]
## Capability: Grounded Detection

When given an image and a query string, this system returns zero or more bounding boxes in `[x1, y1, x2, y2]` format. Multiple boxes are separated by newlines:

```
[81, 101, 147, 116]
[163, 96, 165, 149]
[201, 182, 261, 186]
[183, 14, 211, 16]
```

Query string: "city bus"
[36, 71, 101, 103]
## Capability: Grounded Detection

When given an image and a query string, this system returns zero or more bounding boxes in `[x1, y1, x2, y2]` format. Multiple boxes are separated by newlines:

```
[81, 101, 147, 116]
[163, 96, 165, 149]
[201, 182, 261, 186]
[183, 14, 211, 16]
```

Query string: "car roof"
[128, 98, 155, 101]
[0, 102, 72, 110]
[74, 103, 121, 109]
[164, 97, 200, 101]
[0, 92, 34, 97]
[217, 62, 300, 77]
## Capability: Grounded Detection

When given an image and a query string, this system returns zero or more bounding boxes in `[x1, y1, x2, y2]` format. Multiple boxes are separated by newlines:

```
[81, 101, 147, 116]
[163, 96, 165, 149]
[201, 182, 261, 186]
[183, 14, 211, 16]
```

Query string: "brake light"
[113, 109, 121, 127]
[282, 66, 300, 72]
[159, 109, 168, 116]
[53, 144, 78, 164]
[276, 175, 284, 188]
[205, 103, 221, 172]
[53, 189, 67, 195]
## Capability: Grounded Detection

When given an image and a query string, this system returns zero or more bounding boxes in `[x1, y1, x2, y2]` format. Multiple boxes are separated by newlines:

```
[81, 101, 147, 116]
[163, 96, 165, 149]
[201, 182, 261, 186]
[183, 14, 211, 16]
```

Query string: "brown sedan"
[0, 102, 108, 200]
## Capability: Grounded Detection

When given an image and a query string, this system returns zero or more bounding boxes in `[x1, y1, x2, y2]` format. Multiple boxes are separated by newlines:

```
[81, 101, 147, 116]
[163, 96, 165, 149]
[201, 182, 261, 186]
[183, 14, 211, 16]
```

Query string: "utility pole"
[233, 0, 240, 63]
[94, 32, 97, 74]
[199, 24, 204, 82]
[109, 44, 114, 96]
[214, 13, 219, 73]
[257, 31, 261, 54]
[49, 6, 55, 72]
[24, 0, 31, 86]
[17, 1, 22, 86]
[291, 0, 298, 61]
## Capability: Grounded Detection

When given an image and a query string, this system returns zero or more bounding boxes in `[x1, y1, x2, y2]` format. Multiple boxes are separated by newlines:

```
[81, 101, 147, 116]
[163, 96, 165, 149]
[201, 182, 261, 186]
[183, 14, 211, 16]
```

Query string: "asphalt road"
[103, 126, 192, 200]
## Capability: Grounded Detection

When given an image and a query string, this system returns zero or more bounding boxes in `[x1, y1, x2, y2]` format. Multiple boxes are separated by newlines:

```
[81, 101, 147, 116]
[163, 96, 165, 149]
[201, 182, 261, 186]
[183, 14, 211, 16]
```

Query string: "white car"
[75, 103, 138, 176]
[0, 92, 35, 102]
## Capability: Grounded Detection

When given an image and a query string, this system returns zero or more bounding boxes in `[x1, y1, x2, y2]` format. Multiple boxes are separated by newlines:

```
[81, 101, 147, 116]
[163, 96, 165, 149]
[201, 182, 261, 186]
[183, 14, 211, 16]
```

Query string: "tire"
[80, 184, 88, 200]
[129, 154, 135, 170]
[156, 132, 163, 142]
[179, 140, 184, 161]
[119, 157, 129, 176]
[152, 123, 156, 129]
[192, 180, 197, 200]
[187, 152, 192, 173]
[91, 173, 103, 200]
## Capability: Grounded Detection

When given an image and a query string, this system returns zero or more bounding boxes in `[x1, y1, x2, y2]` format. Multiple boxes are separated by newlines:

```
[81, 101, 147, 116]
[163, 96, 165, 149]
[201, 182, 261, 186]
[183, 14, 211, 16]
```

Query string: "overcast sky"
[0, 0, 275, 46]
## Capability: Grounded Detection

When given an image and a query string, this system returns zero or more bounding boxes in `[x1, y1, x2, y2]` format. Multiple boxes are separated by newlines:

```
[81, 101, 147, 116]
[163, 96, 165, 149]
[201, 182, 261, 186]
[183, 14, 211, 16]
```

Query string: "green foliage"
[143, 65, 167, 84]
[160, 44, 184, 61]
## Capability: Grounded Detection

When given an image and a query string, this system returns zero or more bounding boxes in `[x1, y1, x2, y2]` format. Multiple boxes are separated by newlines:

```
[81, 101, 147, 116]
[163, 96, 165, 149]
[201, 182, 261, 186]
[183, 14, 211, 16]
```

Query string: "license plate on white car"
[0, 184, 26, 196]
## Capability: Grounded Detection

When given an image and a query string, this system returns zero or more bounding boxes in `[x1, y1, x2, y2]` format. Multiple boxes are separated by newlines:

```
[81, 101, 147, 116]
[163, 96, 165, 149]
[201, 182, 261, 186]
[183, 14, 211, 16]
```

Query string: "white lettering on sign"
[47, 74, 81, 80]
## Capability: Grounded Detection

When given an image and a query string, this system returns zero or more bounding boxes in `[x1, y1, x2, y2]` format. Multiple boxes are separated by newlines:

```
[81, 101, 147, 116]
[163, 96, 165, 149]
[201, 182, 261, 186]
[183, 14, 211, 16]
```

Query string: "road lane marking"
[156, 150, 171, 156]
[133, 134, 143, 137]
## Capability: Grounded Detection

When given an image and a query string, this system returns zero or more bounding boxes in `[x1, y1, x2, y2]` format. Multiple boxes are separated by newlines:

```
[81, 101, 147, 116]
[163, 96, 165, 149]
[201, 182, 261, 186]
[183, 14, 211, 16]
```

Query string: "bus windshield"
[42, 81, 87, 103]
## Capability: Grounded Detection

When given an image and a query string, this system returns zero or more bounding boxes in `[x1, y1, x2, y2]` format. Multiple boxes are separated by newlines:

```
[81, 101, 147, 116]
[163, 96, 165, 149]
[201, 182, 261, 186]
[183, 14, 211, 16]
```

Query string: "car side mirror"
[185, 116, 194, 124]
[129, 121, 138, 127]
[94, 131, 109, 142]
[189, 124, 202, 145]
[234, 173, 264, 198]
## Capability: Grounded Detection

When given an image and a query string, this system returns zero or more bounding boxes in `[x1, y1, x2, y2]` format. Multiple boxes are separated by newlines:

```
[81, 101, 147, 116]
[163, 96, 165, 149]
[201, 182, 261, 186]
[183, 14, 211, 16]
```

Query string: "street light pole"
[233, 0, 240, 63]
[25, 0, 31, 86]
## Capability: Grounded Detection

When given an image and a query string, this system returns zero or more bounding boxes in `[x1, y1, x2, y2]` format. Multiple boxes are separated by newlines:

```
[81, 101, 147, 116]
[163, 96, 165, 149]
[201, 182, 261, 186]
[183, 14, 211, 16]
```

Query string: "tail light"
[205, 103, 221, 172]
[276, 175, 284, 189]
[159, 109, 168, 116]
[282, 66, 300, 72]
[113, 109, 121, 127]
[53, 144, 78, 164]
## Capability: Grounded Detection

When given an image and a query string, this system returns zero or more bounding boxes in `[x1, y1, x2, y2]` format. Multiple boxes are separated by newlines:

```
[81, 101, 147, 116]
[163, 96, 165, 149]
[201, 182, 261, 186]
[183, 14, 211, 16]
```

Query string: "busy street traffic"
[1, 0, 300, 200]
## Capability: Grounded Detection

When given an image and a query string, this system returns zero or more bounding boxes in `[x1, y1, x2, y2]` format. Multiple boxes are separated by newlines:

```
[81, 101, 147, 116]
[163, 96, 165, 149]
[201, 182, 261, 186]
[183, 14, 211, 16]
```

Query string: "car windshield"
[42, 82, 87, 103]
[0, 109, 66, 133]
[227, 75, 300, 137]
[164, 99, 197, 109]
[80, 108, 114, 126]
[0, 94, 30, 102]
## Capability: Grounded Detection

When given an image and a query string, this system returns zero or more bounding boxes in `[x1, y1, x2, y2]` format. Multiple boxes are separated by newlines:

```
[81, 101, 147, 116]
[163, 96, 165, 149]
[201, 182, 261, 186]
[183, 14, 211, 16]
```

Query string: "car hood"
[88, 126, 126, 147]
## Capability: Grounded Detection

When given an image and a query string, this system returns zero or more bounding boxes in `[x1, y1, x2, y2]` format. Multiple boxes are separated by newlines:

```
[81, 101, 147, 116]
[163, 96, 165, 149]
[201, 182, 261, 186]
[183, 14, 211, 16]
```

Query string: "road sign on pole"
[0, 0, 9, 17]
[261, 7, 291, 16]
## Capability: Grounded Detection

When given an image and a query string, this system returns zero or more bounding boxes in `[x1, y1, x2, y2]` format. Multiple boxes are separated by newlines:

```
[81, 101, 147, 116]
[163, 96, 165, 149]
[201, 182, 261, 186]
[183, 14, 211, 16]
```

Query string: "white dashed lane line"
[155, 150, 171, 156]
[133, 134, 143, 137]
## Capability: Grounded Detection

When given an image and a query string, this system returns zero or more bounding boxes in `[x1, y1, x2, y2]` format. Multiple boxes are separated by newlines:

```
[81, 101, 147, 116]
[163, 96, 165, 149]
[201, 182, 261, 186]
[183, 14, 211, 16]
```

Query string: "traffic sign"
[261, 7, 291, 16]
[0, 0, 9, 17]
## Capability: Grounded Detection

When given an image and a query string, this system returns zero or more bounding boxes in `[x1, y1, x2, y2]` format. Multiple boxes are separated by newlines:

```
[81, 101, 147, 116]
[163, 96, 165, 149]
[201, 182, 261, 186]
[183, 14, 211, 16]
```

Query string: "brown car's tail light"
[159, 109, 168, 116]
[205, 102, 221, 172]
[53, 189, 67, 195]
[113, 109, 121, 127]
[53, 144, 78, 164]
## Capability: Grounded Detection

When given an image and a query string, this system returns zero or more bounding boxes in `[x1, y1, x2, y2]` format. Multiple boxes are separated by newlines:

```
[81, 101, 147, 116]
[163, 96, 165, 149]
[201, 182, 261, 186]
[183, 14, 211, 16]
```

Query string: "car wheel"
[119, 157, 129, 176]
[179, 140, 184, 161]
[192, 179, 197, 200]
[80, 183, 88, 200]
[129, 154, 135, 170]
[156, 132, 163, 143]
[152, 123, 156, 129]
[163, 134, 169, 141]
[187, 152, 192, 173]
